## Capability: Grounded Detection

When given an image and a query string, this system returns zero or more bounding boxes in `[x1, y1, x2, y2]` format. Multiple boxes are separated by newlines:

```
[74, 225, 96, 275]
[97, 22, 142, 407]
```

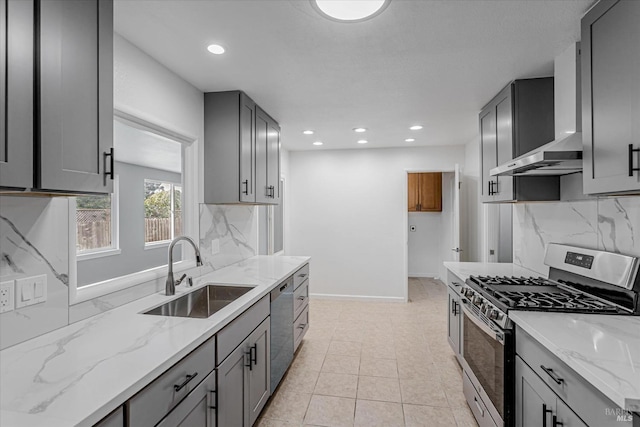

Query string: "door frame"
[403, 167, 459, 303]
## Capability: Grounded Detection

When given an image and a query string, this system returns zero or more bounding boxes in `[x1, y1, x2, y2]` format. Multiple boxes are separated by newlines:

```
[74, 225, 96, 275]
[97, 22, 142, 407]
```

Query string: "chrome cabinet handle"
[174, 372, 198, 392]
[540, 365, 564, 384]
[629, 144, 639, 177]
[473, 397, 484, 417]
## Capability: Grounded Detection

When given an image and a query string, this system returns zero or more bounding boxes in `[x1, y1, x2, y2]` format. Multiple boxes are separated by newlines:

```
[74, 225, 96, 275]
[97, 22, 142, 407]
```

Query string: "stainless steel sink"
[143, 284, 254, 318]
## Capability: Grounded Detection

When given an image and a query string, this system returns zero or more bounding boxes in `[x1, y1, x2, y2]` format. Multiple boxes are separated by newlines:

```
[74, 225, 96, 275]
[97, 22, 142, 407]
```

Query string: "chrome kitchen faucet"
[166, 236, 203, 296]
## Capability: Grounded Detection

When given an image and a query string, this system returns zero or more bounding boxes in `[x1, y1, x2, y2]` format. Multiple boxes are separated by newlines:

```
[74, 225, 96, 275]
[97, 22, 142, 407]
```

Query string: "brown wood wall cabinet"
[408, 172, 442, 212]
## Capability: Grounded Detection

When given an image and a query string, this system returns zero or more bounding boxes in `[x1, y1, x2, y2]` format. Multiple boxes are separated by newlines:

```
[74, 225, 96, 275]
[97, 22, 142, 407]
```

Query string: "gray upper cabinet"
[0, 0, 34, 190]
[582, 0, 640, 195]
[37, 0, 113, 194]
[480, 78, 560, 203]
[204, 91, 280, 205]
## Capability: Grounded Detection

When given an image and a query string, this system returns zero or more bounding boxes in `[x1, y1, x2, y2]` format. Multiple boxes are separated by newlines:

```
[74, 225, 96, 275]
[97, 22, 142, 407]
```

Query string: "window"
[144, 180, 182, 244]
[75, 178, 119, 258]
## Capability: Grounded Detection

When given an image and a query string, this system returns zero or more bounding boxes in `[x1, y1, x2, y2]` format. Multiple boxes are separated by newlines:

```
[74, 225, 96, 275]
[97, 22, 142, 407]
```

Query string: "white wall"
[288, 145, 465, 301]
[408, 212, 441, 277]
[463, 136, 482, 262]
[439, 172, 455, 278]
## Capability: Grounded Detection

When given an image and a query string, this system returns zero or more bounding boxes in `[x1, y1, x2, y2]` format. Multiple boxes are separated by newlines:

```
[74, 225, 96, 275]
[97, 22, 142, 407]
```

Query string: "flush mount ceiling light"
[405, 138, 415, 142]
[409, 125, 423, 130]
[313, 141, 323, 146]
[303, 130, 314, 135]
[312, 0, 390, 23]
[357, 140, 368, 144]
[207, 44, 225, 55]
[353, 127, 367, 133]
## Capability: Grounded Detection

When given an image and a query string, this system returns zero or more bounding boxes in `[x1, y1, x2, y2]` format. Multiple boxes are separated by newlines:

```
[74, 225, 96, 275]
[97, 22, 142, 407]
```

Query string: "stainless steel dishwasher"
[270, 276, 294, 393]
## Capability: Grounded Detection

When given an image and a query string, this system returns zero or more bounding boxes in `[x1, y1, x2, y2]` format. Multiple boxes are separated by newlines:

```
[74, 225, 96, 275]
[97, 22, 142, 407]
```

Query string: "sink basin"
[143, 284, 254, 318]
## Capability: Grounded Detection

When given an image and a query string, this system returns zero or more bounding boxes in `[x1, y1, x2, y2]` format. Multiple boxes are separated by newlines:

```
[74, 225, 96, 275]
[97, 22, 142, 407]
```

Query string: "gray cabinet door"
[447, 287, 460, 357]
[582, 0, 640, 194]
[94, 406, 124, 427]
[555, 399, 587, 427]
[239, 93, 255, 203]
[266, 117, 281, 204]
[248, 318, 271, 426]
[515, 356, 556, 427]
[480, 106, 497, 203]
[255, 107, 270, 204]
[217, 342, 249, 427]
[0, 0, 33, 189]
[38, 0, 113, 194]
[494, 89, 515, 202]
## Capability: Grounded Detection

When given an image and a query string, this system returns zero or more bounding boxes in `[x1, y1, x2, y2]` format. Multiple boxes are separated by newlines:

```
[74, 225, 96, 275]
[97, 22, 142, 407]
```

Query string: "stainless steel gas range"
[458, 243, 640, 427]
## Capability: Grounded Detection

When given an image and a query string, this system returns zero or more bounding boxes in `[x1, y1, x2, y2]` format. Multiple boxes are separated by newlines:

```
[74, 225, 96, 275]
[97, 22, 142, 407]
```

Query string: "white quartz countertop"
[510, 311, 640, 412]
[443, 261, 540, 282]
[0, 255, 310, 427]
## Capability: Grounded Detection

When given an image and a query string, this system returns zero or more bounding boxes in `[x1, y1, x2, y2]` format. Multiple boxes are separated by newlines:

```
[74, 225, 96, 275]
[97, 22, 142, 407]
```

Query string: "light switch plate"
[15, 275, 47, 308]
[0, 280, 15, 313]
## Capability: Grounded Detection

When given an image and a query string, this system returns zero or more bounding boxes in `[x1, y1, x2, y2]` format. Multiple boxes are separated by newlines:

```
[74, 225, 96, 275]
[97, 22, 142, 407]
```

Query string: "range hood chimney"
[491, 43, 582, 177]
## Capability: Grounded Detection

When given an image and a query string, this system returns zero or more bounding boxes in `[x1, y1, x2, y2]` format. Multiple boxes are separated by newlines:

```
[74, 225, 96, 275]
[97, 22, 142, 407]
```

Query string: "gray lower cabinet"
[515, 356, 586, 427]
[293, 264, 310, 351]
[480, 78, 560, 203]
[204, 91, 280, 205]
[37, 0, 114, 194]
[0, 0, 34, 190]
[446, 271, 463, 361]
[516, 326, 634, 427]
[217, 316, 271, 427]
[93, 406, 124, 427]
[582, 0, 640, 195]
[157, 369, 216, 427]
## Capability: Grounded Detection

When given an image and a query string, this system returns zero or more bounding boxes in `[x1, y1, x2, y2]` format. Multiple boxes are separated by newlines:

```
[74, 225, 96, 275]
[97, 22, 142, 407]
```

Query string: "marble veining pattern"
[199, 204, 257, 270]
[598, 197, 640, 258]
[0, 196, 70, 350]
[510, 311, 640, 412]
[0, 255, 309, 427]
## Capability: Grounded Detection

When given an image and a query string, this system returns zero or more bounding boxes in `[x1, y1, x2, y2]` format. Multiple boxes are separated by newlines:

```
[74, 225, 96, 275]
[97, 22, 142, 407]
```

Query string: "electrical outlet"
[15, 275, 47, 309]
[0, 280, 15, 313]
[211, 239, 220, 255]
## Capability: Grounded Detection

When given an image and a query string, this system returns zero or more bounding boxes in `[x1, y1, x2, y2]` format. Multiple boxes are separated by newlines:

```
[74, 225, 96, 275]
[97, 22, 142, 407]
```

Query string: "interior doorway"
[403, 165, 465, 301]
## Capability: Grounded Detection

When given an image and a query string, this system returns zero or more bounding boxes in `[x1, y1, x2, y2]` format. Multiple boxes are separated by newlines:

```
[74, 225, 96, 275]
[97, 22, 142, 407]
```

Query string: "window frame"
[68, 110, 200, 305]
[75, 175, 121, 260]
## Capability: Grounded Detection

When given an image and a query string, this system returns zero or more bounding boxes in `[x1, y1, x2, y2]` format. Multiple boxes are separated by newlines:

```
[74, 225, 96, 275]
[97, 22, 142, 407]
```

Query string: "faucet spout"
[166, 236, 203, 296]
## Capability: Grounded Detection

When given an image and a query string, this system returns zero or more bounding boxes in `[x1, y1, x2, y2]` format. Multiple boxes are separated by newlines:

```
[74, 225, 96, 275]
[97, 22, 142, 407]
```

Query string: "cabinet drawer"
[128, 338, 215, 427]
[293, 264, 309, 290]
[463, 372, 498, 427]
[156, 369, 216, 427]
[516, 326, 630, 427]
[294, 305, 309, 351]
[217, 295, 269, 364]
[293, 280, 309, 319]
[446, 270, 464, 296]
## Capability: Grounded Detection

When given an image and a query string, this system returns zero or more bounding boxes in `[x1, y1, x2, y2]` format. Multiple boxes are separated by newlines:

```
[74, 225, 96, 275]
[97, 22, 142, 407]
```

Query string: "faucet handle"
[175, 273, 187, 286]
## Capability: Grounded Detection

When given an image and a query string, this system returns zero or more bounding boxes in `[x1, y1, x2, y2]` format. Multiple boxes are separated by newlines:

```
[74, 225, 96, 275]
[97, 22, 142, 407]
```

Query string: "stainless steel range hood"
[490, 132, 583, 176]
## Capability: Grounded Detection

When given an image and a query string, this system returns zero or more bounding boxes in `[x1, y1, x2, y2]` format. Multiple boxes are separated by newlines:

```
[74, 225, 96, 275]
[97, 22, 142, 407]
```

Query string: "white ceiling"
[114, 0, 595, 152]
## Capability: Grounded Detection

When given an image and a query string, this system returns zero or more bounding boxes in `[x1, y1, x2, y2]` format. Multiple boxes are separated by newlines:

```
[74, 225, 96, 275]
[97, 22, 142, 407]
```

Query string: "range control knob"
[471, 295, 483, 306]
[488, 310, 503, 321]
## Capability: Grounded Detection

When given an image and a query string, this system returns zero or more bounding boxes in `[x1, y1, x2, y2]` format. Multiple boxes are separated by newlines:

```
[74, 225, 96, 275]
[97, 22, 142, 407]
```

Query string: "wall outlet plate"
[15, 275, 47, 309]
[0, 280, 15, 313]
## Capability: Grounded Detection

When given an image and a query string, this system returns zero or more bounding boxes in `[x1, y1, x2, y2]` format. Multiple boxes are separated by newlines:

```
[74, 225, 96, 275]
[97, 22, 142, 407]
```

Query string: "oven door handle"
[461, 300, 505, 344]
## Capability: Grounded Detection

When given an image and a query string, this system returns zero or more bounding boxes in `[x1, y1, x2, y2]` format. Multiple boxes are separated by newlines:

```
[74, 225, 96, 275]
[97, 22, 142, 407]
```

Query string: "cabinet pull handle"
[209, 390, 216, 410]
[473, 397, 484, 417]
[297, 323, 306, 329]
[542, 404, 552, 427]
[540, 365, 564, 384]
[251, 343, 257, 366]
[629, 144, 639, 177]
[245, 349, 253, 370]
[242, 180, 249, 195]
[103, 148, 114, 185]
[174, 372, 198, 392]
[552, 415, 563, 427]
[298, 296, 306, 301]
[298, 273, 307, 278]
[280, 283, 288, 291]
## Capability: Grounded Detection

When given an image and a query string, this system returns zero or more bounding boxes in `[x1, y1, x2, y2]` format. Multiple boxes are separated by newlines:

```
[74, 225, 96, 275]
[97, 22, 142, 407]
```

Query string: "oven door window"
[463, 313, 505, 419]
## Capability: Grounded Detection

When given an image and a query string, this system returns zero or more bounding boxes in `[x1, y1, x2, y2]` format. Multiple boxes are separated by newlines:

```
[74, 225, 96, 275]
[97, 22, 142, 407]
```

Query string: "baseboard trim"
[408, 274, 440, 279]
[309, 293, 405, 303]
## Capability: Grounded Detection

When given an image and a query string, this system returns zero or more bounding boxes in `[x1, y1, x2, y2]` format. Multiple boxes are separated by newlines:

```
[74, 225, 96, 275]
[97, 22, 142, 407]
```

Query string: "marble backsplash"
[0, 196, 70, 349]
[513, 196, 640, 276]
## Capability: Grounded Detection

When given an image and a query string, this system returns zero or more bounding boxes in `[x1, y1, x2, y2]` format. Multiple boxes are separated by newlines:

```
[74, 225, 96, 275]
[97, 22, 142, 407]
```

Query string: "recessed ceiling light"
[405, 138, 415, 142]
[357, 140, 368, 144]
[313, 141, 323, 146]
[409, 125, 423, 131]
[303, 130, 314, 135]
[207, 44, 225, 55]
[312, 0, 390, 22]
[353, 128, 367, 133]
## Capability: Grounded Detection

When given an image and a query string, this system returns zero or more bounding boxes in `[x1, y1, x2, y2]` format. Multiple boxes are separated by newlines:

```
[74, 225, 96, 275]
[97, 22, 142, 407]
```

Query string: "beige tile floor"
[257, 278, 480, 427]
